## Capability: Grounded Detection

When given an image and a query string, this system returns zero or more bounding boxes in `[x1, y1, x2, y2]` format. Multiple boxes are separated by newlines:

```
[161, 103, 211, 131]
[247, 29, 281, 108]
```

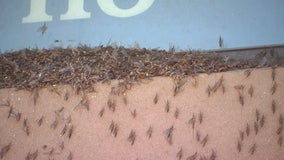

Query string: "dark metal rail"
[189, 44, 284, 67]
[207, 44, 284, 61]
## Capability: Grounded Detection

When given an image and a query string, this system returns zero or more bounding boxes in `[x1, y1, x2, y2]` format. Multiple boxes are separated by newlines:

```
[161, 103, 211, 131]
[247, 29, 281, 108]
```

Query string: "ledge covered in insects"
[0, 67, 283, 160]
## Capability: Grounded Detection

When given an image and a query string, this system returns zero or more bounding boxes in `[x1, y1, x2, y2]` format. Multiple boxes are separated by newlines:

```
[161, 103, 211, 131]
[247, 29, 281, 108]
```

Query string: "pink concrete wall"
[0, 67, 283, 160]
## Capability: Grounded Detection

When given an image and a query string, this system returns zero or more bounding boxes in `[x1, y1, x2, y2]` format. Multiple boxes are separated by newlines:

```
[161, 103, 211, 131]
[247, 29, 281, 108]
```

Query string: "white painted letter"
[97, 0, 154, 17]
[60, 0, 91, 20]
[22, 0, 52, 23]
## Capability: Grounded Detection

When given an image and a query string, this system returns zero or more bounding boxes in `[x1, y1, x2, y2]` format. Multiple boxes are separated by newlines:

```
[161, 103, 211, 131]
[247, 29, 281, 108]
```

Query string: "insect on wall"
[0, 46, 283, 159]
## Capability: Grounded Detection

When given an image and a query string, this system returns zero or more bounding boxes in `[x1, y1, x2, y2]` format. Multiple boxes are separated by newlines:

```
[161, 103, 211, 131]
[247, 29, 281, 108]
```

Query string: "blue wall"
[0, 0, 284, 52]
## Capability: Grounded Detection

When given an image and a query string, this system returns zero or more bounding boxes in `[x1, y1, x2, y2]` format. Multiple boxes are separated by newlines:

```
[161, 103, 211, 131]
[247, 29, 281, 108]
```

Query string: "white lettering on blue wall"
[22, 0, 53, 23]
[60, 0, 91, 20]
[97, 0, 154, 17]
[22, 0, 155, 23]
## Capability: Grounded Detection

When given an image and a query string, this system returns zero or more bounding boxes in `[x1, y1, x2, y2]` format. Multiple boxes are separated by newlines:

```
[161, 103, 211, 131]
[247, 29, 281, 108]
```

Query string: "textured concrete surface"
[0, 67, 283, 160]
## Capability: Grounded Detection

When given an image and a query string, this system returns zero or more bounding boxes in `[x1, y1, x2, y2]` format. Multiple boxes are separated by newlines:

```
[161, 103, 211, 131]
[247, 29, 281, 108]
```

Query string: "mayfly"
[113, 124, 119, 138]
[37, 22, 47, 35]
[109, 121, 118, 137]
[211, 75, 223, 93]
[64, 91, 69, 101]
[127, 130, 136, 145]
[222, 84, 226, 94]
[218, 35, 223, 48]
[200, 134, 208, 147]
[54, 107, 64, 120]
[237, 141, 242, 152]
[196, 131, 200, 142]
[279, 114, 283, 125]
[174, 108, 179, 119]
[49, 85, 61, 96]
[50, 117, 58, 129]
[188, 114, 196, 131]
[234, 85, 244, 90]
[246, 123, 250, 137]
[209, 150, 217, 160]
[0, 142, 12, 159]
[276, 126, 282, 135]
[146, 126, 153, 139]
[23, 118, 30, 136]
[248, 143, 256, 155]
[271, 67, 276, 81]
[99, 108, 105, 117]
[164, 125, 174, 145]
[153, 93, 159, 104]
[0, 99, 11, 107]
[244, 69, 252, 78]
[256, 109, 260, 121]
[130, 109, 136, 118]
[271, 82, 277, 95]
[176, 147, 183, 160]
[61, 124, 67, 136]
[206, 85, 211, 97]
[109, 121, 115, 134]
[272, 100, 276, 114]
[44, 147, 60, 159]
[107, 99, 116, 112]
[238, 93, 244, 106]
[260, 114, 265, 128]
[199, 112, 203, 124]
[74, 95, 89, 111]
[190, 76, 198, 88]
[25, 150, 38, 160]
[7, 107, 21, 121]
[165, 100, 170, 113]
[33, 88, 39, 106]
[67, 152, 73, 160]
[59, 141, 64, 151]
[186, 152, 197, 160]
[37, 116, 44, 126]
[248, 85, 253, 97]
[173, 79, 187, 96]
[68, 124, 73, 139]
[254, 122, 259, 135]
[239, 131, 244, 141]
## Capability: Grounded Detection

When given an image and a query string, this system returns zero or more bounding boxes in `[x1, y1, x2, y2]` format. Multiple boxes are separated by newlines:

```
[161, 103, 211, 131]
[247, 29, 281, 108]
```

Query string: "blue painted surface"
[0, 0, 284, 52]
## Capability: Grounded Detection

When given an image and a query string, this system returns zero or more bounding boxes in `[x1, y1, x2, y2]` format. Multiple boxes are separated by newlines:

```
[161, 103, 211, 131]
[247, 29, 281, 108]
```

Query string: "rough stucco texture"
[0, 67, 283, 160]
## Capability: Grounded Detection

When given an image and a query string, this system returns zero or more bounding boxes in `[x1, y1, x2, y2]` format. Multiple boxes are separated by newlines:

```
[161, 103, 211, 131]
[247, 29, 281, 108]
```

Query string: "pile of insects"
[0, 45, 280, 93]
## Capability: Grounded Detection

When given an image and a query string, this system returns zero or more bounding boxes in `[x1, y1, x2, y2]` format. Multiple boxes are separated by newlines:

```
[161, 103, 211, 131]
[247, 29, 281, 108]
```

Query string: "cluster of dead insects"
[0, 45, 263, 93]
